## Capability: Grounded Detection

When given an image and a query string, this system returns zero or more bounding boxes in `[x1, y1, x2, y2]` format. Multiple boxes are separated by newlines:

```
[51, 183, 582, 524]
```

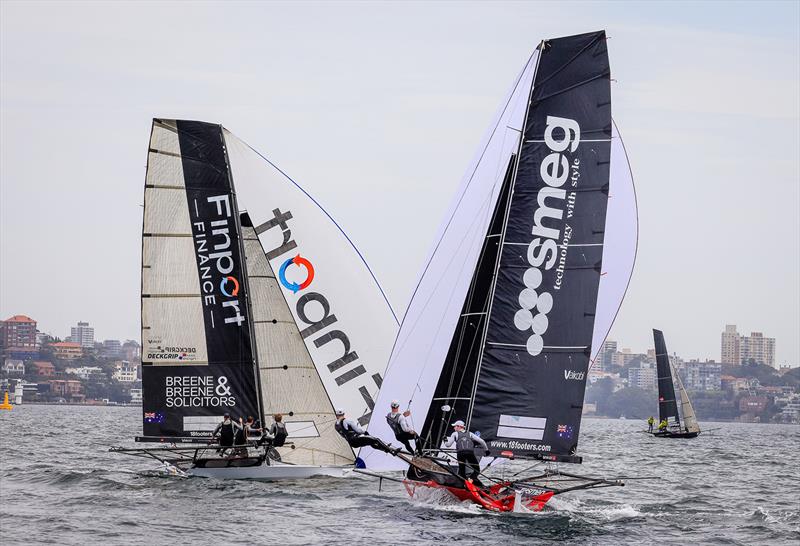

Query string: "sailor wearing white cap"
[442, 420, 489, 485]
[385, 400, 422, 455]
[334, 408, 398, 455]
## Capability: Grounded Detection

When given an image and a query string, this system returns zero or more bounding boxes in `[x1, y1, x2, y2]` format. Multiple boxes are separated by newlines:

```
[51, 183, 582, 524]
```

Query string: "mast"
[420, 153, 517, 449]
[221, 131, 265, 425]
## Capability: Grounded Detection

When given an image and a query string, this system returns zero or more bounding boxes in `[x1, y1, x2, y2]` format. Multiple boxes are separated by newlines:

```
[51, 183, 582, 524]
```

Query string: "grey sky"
[1, 1, 798, 364]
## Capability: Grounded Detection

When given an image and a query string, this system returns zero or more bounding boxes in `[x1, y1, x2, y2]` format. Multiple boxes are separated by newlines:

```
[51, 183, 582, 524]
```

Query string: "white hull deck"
[187, 462, 351, 481]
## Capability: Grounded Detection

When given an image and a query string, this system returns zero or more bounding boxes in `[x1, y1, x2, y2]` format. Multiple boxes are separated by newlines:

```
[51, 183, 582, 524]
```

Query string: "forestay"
[140, 119, 259, 440]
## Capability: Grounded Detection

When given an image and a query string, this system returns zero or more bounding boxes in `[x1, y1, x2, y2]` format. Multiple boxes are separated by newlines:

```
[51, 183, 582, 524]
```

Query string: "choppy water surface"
[1, 406, 798, 545]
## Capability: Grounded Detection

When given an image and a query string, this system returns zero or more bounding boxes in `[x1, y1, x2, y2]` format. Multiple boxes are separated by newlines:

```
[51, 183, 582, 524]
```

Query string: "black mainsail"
[367, 31, 617, 471]
[653, 328, 680, 425]
[363, 31, 633, 510]
[468, 31, 611, 462]
[140, 120, 259, 441]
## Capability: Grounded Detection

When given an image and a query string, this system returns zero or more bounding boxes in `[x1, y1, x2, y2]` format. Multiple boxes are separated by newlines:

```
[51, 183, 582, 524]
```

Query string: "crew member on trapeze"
[442, 420, 489, 486]
[386, 400, 422, 454]
[334, 408, 399, 455]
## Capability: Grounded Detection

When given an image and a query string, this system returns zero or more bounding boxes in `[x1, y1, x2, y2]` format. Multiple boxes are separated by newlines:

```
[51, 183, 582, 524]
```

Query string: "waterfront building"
[680, 360, 722, 391]
[112, 361, 138, 382]
[2, 359, 25, 376]
[628, 362, 656, 391]
[122, 340, 141, 361]
[0, 315, 37, 350]
[65, 366, 104, 380]
[101, 339, 122, 358]
[739, 396, 769, 415]
[741, 332, 776, 368]
[47, 379, 85, 402]
[595, 340, 617, 371]
[720, 325, 776, 367]
[129, 388, 143, 404]
[31, 361, 56, 377]
[721, 324, 740, 364]
[69, 321, 95, 348]
[51, 342, 83, 360]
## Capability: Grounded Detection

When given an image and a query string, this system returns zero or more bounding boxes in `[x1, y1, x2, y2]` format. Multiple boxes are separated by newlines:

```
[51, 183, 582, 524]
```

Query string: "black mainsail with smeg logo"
[366, 29, 636, 512]
[367, 31, 635, 479]
[469, 32, 612, 461]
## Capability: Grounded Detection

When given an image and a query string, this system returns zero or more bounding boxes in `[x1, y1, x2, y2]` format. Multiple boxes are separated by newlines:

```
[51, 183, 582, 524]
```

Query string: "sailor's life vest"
[272, 422, 288, 447]
[335, 419, 359, 442]
[386, 412, 404, 436]
[455, 431, 475, 453]
[234, 425, 245, 446]
[219, 422, 234, 446]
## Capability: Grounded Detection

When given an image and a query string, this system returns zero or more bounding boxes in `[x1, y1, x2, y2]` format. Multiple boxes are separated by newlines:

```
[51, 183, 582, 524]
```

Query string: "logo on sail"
[219, 276, 240, 297]
[278, 255, 315, 293]
[256, 207, 381, 421]
[192, 194, 246, 327]
[513, 116, 581, 356]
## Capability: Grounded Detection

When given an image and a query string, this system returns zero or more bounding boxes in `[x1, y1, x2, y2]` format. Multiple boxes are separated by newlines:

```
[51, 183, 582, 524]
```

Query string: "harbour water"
[1, 405, 798, 545]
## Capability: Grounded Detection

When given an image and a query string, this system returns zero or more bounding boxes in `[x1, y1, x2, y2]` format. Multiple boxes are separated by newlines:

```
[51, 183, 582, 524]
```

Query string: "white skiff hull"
[187, 462, 351, 481]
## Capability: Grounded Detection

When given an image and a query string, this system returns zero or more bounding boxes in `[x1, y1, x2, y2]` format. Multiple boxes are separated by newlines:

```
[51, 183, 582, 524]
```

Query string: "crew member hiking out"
[212, 412, 243, 454]
[443, 420, 489, 486]
[386, 400, 422, 455]
[334, 409, 398, 456]
[647, 416, 654, 433]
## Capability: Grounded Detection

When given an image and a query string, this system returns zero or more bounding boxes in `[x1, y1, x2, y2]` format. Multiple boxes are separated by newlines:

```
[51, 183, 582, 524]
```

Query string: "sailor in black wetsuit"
[334, 408, 398, 455]
[212, 412, 242, 452]
[442, 420, 489, 486]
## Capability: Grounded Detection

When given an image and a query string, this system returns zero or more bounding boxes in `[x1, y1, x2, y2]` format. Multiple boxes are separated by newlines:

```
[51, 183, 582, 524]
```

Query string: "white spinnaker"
[241, 221, 354, 465]
[674, 363, 700, 433]
[362, 51, 539, 470]
[141, 120, 208, 365]
[224, 132, 398, 424]
[589, 121, 639, 363]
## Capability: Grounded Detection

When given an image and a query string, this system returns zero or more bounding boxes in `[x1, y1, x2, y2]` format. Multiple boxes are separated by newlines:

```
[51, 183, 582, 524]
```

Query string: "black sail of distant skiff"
[140, 119, 260, 441]
[653, 328, 680, 425]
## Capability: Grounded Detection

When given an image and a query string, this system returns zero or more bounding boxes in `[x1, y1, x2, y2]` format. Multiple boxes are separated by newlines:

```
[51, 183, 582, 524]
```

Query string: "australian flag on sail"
[469, 31, 612, 463]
